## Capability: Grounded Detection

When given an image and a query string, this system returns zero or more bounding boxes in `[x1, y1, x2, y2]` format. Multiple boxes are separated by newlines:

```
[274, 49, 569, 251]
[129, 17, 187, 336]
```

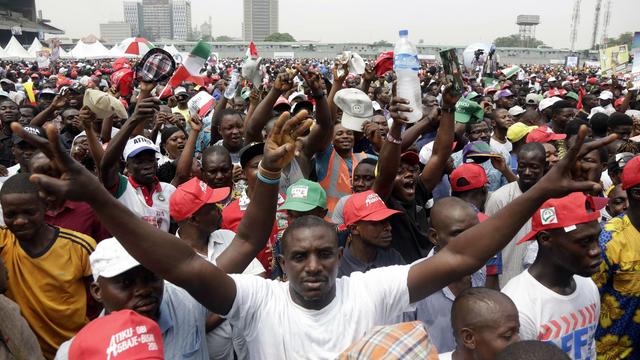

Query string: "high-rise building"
[172, 0, 192, 41]
[100, 22, 133, 42]
[242, 0, 278, 41]
[141, 0, 172, 41]
[123, 1, 143, 36]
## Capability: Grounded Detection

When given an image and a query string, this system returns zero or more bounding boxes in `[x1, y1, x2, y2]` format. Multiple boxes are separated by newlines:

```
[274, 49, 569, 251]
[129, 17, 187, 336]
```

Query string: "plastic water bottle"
[394, 30, 423, 123]
[224, 70, 239, 99]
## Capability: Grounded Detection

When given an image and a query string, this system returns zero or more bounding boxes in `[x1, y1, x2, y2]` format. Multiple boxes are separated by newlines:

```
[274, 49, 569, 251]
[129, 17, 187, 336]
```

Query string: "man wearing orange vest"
[316, 122, 368, 219]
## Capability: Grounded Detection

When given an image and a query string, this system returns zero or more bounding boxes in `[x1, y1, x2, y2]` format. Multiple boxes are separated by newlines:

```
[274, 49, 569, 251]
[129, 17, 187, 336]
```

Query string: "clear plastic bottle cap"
[399, 30, 408, 36]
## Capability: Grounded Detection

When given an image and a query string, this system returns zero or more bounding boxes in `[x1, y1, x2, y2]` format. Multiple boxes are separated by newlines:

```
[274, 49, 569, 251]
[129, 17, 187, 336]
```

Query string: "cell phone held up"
[439, 48, 464, 97]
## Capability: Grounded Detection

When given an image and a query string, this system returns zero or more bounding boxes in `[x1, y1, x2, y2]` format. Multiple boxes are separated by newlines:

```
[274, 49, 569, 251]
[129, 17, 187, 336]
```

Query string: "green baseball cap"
[455, 98, 485, 124]
[565, 91, 579, 101]
[279, 179, 327, 212]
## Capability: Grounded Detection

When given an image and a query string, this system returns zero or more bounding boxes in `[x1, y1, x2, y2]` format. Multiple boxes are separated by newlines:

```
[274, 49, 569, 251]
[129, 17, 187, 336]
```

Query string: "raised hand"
[79, 106, 97, 131]
[261, 110, 313, 172]
[190, 113, 202, 133]
[10, 123, 103, 203]
[535, 126, 617, 198]
[132, 97, 161, 126]
[389, 96, 412, 124]
[297, 65, 323, 95]
[441, 83, 462, 110]
[49, 93, 68, 110]
[362, 64, 376, 82]
[273, 70, 298, 93]
[332, 62, 349, 86]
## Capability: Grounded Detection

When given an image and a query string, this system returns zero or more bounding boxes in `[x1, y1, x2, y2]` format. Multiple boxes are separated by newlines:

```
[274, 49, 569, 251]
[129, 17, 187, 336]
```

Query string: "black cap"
[239, 142, 264, 168]
[13, 125, 47, 145]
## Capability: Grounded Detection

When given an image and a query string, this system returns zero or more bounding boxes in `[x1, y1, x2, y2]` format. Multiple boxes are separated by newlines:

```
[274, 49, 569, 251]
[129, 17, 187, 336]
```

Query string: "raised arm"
[328, 63, 349, 125]
[372, 97, 408, 199]
[13, 111, 313, 316]
[399, 106, 439, 152]
[99, 97, 160, 190]
[297, 66, 333, 159]
[406, 127, 617, 303]
[244, 71, 296, 144]
[30, 93, 68, 126]
[172, 114, 202, 186]
[359, 65, 375, 94]
[418, 87, 458, 192]
[78, 106, 105, 172]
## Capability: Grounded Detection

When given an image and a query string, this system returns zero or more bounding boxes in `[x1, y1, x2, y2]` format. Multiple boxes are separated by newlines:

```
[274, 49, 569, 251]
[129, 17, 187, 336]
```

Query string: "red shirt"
[221, 194, 287, 278]
[45, 201, 111, 242]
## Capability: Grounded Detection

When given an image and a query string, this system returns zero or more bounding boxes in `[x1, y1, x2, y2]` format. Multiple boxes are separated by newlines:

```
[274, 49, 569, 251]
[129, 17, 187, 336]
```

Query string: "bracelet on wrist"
[257, 172, 281, 185]
[258, 161, 282, 180]
[441, 107, 455, 113]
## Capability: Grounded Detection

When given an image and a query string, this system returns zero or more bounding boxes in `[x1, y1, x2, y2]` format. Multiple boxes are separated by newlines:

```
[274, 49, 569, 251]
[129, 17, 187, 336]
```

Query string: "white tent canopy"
[27, 38, 44, 57]
[0, 46, 10, 60]
[4, 36, 34, 60]
[69, 40, 112, 59]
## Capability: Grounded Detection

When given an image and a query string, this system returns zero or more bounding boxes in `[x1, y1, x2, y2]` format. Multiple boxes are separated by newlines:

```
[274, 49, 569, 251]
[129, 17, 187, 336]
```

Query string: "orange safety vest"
[319, 149, 366, 218]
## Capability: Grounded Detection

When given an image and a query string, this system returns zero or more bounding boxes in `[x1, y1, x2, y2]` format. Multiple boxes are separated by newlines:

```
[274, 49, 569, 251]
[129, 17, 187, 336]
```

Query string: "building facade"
[123, 1, 143, 36]
[242, 0, 278, 41]
[141, 0, 172, 41]
[172, 0, 192, 41]
[99, 22, 132, 42]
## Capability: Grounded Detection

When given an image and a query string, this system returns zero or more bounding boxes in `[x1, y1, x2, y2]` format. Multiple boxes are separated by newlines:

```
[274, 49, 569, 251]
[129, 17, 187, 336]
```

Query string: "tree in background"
[494, 34, 546, 48]
[604, 32, 632, 49]
[264, 33, 296, 42]
[372, 40, 392, 47]
[214, 35, 235, 42]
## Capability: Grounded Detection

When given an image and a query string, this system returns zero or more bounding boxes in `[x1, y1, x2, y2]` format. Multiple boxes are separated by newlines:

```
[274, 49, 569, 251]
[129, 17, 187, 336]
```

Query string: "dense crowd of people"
[0, 49, 638, 360]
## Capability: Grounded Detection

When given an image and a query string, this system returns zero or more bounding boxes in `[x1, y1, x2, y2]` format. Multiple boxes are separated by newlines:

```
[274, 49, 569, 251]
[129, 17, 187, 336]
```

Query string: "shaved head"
[452, 287, 517, 332]
[429, 197, 478, 249]
[430, 197, 477, 230]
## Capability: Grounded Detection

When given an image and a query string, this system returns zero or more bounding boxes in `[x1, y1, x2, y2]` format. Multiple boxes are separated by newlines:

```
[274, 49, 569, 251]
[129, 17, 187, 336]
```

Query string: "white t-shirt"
[224, 265, 413, 360]
[502, 270, 600, 360]
[114, 175, 176, 232]
[438, 351, 453, 360]
[490, 137, 512, 163]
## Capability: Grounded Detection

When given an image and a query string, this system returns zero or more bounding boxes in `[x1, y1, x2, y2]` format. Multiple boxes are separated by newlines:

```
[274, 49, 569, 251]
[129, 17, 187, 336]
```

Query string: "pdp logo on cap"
[352, 104, 363, 115]
[290, 186, 309, 199]
[540, 207, 558, 225]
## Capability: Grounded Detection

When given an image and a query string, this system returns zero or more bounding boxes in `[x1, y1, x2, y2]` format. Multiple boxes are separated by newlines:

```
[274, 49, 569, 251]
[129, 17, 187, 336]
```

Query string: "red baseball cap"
[450, 163, 488, 192]
[343, 190, 400, 225]
[525, 125, 567, 144]
[400, 151, 420, 166]
[169, 177, 230, 222]
[517, 192, 605, 244]
[273, 96, 291, 110]
[621, 156, 640, 190]
[614, 98, 625, 108]
[69, 309, 164, 359]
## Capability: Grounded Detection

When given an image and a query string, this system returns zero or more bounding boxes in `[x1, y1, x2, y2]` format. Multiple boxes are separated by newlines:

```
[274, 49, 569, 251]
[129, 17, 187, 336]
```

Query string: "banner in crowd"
[599, 45, 629, 75]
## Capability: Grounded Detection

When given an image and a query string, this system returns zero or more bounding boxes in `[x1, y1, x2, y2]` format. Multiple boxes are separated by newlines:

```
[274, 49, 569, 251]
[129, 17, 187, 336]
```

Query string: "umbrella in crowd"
[119, 37, 155, 57]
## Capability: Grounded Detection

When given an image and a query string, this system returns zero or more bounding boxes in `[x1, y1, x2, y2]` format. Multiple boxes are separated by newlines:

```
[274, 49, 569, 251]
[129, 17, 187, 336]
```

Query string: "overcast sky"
[36, 0, 637, 49]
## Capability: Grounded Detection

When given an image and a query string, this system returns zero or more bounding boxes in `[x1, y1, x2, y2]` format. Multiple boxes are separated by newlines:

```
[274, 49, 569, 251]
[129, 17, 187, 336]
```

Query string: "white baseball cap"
[548, 77, 557, 82]
[90, 238, 141, 281]
[334, 88, 373, 132]
[508, 105, 526, 116]
[288, 91, 307, 103]
[418, 141, 435, 165]
[599, 90, 614, 100]
[538, 97, 562, 111]
[123, 135, 160, 160]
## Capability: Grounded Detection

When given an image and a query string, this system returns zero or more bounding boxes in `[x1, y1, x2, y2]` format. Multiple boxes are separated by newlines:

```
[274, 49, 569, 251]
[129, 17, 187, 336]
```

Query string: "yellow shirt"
[0, 226, 95, 359]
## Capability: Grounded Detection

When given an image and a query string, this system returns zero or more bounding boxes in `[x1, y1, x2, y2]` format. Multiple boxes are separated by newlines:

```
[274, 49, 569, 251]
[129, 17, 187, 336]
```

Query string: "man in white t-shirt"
[438, 287, 520, 360]
[99, 97, 176, 232]
[502, 192, 605, 360]
[23, 93, 614, 359]
[489, 108, 514, 163]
